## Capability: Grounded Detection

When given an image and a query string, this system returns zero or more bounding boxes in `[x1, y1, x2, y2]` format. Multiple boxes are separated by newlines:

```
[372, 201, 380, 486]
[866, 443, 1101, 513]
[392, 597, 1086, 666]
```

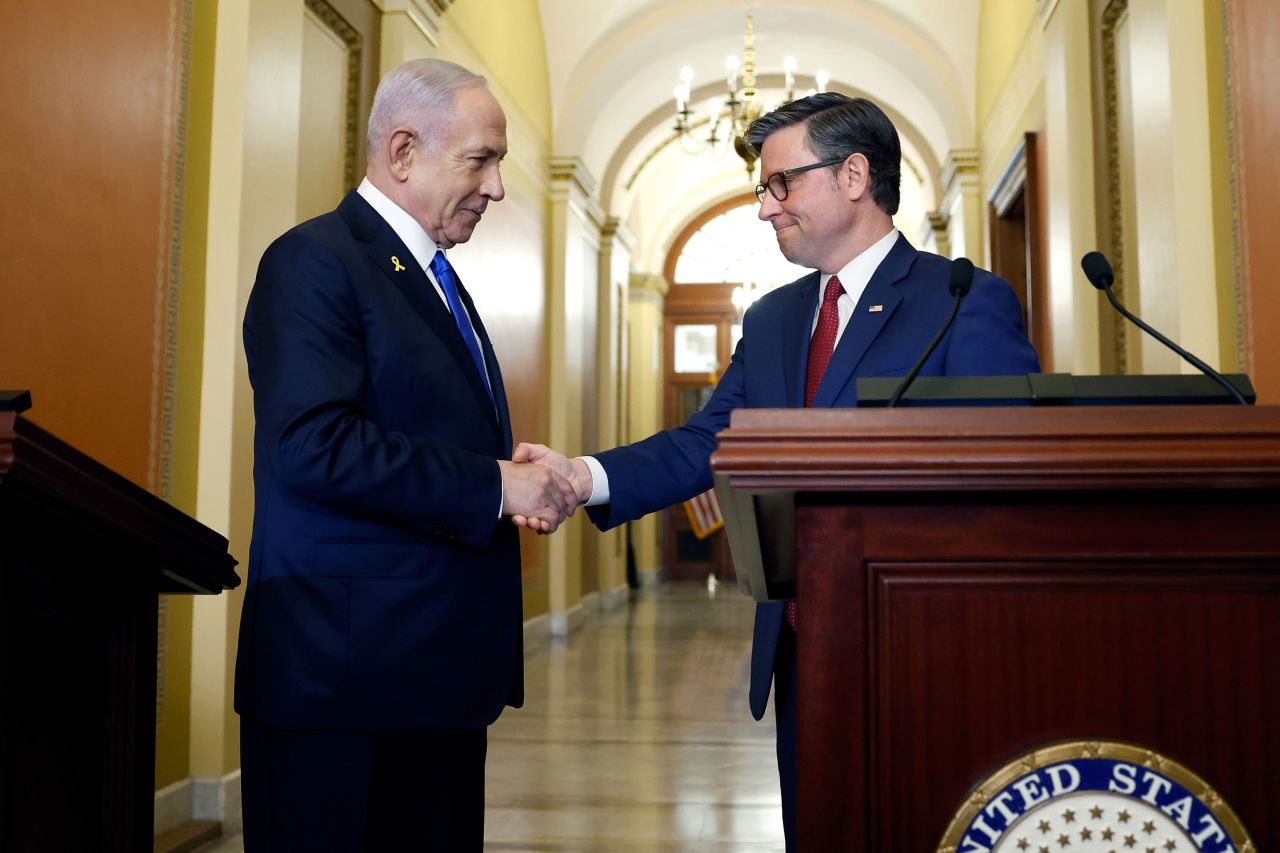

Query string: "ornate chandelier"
[672, 2, 829, 175]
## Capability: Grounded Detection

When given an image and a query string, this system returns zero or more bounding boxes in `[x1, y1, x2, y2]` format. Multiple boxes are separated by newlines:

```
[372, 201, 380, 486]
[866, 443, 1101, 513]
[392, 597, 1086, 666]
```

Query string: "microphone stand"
[887, 293, 963, 408]
[1081, 252, 1247, 405]
[887, 258, 975, 408]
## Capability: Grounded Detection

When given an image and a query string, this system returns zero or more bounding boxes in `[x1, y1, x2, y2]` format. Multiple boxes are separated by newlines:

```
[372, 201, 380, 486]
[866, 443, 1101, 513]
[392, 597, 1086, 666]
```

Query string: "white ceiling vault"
[534, 0, 983, 271]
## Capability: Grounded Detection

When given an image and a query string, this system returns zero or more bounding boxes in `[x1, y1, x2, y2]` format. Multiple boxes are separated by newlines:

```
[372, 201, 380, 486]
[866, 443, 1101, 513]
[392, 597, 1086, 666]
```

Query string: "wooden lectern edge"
[709, 405, 1280, 495]
[719, 403, 1280, 434]
[709, 470, 1280, 493]
[1, 414, 240, 593]
[714, 472, 796, 603]
[0, 412, 15, 476]
[709, 406, 1280, 601]
[0, 389, 33, 413]
[713, 473, 762, 600]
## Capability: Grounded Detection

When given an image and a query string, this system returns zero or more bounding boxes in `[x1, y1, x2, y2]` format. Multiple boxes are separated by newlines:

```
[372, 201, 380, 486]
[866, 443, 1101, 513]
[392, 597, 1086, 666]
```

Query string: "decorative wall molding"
[550, 156, 598, 197]
[154, 769, 243, 836]
[371, 0, 442, 46]
[193, 770, 243, 833]
[154, 777, 194, 836]
[549, 599, 585, 637]
[916, 210, 939, 253]
[1040, 0, 1064, 30]
[1219, 0, 1246, 371]
[550, 156, 606, 230]
[1100, 0, 1131, 374]
[521, 611, 552, 656]
[988, 137, 1028, 215]
[600, 216, 636, 252]
[630, 271, 671, 300]
[979, 21, 1044, 192]
[304, 0, 362, 192]
[939, 148, 981, 226]
[151, 0, 195, 728]
[149, 0, 193, 508]
[941, 149, 981, 194]
[156, 596, 168, 724]
[598, 583, 629, 612]
[525, 585, 628, 647]
[925, 211, 951, 259]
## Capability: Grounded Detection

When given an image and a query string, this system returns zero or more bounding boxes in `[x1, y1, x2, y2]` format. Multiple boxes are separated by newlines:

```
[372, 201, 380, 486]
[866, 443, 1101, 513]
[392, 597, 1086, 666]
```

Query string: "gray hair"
[366, 59, 488, 159]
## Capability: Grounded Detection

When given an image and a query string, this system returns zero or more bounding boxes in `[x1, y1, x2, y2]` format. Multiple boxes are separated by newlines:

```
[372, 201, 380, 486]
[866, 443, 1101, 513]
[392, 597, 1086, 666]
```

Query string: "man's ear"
[386, 127, 417, 182]
[842, 152, 871, 202]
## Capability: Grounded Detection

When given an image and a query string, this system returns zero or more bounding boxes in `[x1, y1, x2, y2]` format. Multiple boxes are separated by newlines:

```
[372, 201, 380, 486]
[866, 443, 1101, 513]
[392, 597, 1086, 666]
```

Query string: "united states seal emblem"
[937, 741, 1255, 853]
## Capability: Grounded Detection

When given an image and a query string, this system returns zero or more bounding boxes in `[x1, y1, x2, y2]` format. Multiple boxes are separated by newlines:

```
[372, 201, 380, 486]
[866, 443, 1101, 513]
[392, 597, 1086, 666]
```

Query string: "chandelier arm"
[669, 0, 814, 171]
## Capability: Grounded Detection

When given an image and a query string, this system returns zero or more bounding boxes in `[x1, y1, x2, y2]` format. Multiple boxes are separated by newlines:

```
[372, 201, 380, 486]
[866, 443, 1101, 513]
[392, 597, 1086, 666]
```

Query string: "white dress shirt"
[357, 177, 494, 392]
[812, 227, 899, 340]
[580, 228, 901, 506]
[357, 178, 453, 315]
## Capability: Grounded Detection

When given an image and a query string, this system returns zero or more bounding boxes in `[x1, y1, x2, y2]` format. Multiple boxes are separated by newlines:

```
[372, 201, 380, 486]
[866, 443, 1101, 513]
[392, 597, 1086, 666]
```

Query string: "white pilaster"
[547, 157, 604, 631]
[1042, 0, 1102, 373]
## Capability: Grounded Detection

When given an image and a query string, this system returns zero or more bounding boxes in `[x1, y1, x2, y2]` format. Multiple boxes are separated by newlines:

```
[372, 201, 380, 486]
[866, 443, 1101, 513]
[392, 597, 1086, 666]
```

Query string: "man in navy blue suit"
[516, 93, 1040, 850]
[235, 59, 577, 852]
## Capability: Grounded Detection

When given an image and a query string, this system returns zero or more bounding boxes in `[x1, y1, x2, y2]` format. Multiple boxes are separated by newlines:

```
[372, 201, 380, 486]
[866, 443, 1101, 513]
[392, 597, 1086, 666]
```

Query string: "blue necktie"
[430, 250, 493, 404]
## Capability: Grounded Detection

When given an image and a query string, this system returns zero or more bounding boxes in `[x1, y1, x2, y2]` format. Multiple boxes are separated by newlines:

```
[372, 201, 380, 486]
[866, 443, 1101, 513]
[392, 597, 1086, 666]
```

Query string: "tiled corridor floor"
[198, 580, 784, 851]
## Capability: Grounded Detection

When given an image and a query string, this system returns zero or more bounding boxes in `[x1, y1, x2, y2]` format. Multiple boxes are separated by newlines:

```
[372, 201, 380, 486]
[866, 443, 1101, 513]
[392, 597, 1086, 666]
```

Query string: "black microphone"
[1080, 251, 1247, 405]
[887, 257, 975, 408]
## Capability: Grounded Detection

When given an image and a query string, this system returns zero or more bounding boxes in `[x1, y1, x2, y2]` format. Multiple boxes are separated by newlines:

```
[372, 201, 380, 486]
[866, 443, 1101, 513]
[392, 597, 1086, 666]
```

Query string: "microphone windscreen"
[1081, 251, 1115, 290]
[948, 257, 975, 297]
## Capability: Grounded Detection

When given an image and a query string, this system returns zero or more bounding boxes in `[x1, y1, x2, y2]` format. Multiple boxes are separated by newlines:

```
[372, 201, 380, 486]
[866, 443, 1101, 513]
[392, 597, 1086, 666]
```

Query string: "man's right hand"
[508, 444, 593, 533]
[497, 460, 578, 534]
[512, 444, 592, 503]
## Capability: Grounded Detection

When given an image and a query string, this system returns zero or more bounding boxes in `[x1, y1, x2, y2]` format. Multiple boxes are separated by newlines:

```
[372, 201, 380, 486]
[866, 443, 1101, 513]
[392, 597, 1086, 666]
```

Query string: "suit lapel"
[489, 355, 513, 454]
[811, 233, 916, 408]
[780, 273, 821, 408]
[339, 192, 501, 432]
[453, 280, 511, 450]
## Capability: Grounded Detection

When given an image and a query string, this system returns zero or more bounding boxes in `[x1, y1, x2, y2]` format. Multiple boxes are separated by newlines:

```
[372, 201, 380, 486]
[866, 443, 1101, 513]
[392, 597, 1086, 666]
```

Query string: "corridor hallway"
[199, 581, 784, 852]
[486, 581, 783, 851]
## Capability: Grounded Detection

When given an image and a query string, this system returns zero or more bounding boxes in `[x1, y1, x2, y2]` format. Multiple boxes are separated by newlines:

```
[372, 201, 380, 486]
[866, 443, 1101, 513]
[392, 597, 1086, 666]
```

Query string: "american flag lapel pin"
[869, 304, 884, 313]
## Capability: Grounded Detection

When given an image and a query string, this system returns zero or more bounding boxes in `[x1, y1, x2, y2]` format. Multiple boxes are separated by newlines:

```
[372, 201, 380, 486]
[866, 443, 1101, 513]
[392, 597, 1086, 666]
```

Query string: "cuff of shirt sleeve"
[578, 455, 610, 506]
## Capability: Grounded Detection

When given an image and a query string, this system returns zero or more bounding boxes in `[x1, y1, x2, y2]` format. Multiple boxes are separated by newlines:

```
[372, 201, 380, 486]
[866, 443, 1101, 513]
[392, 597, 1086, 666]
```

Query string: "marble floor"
[197, 580, 784, 851]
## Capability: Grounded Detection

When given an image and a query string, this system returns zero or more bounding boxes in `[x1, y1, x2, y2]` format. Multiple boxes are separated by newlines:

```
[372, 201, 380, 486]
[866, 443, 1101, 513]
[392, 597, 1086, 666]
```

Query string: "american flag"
[683, 487, 724, 539]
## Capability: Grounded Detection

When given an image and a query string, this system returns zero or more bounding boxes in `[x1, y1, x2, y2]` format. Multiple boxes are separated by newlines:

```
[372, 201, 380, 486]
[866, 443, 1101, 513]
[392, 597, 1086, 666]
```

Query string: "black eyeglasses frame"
[754, 155, 851, 202]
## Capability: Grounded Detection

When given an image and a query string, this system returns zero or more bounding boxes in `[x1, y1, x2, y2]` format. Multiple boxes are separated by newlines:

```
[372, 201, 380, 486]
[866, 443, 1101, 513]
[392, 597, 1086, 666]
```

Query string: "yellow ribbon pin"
[391, 255, 406, 272]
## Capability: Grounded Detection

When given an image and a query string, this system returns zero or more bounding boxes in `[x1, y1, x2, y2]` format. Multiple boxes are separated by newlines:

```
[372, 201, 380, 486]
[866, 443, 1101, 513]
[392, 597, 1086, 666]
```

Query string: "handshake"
[497, 443, 594, 534]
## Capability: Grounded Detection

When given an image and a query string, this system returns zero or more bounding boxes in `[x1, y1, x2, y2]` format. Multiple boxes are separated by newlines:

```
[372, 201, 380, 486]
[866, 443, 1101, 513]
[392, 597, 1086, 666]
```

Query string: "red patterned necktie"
[787, 274, 844, 632]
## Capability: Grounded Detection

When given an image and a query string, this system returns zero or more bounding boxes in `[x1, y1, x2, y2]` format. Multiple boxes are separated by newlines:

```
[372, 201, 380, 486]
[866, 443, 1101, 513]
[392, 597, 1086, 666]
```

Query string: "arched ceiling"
[535, 0, 982, 268]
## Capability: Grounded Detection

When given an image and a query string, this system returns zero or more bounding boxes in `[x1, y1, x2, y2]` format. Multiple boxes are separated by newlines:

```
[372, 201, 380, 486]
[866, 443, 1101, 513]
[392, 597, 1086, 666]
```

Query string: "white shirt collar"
[356, 177, 442, 273]
[820, 227, 900, 305]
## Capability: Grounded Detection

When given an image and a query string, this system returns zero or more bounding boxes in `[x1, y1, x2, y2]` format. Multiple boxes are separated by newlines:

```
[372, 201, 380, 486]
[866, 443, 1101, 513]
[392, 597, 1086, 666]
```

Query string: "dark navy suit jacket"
[235, 190, 523, 732]
[586, 233, 1041, 720]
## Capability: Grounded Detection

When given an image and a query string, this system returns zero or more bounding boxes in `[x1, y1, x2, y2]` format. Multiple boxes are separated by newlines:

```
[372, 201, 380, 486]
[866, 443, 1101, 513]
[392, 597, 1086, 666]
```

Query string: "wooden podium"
[712, 406, 1280, 852]
[0, 398, 240, 852]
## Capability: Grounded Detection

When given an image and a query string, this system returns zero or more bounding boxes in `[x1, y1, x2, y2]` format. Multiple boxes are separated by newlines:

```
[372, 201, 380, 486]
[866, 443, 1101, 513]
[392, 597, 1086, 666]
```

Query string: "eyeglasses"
[754, 156, 849, 202]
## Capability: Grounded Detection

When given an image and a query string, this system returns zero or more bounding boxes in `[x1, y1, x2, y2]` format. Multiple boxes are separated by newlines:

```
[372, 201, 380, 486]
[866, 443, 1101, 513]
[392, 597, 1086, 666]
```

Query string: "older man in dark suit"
[235, 59, 576, 852]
